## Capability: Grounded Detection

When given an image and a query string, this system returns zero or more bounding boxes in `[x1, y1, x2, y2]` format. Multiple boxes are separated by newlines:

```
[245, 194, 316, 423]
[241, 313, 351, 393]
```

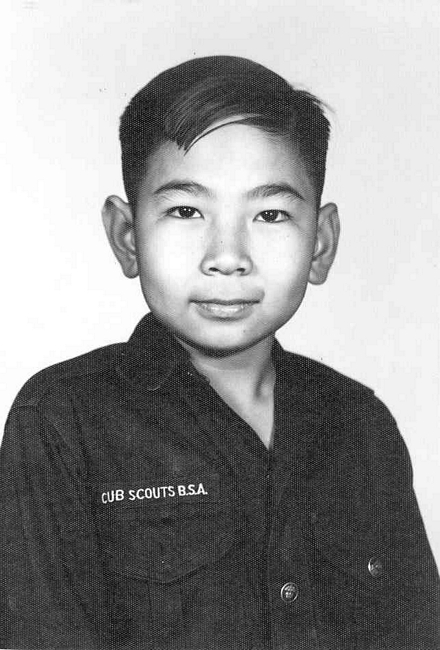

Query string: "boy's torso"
[2, 313, 439, 650]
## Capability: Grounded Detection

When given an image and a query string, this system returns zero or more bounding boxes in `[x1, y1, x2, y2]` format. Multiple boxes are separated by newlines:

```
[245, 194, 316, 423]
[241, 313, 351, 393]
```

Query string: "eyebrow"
[153, 181, 214, 198]
[246, 183, 305, 202]
[152, 180, 304, 201]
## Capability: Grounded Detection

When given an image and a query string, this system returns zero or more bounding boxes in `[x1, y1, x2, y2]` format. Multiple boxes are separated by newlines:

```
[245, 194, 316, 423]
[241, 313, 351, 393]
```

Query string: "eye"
[255, 209, 290, 223]
[167, 206, 202, 219]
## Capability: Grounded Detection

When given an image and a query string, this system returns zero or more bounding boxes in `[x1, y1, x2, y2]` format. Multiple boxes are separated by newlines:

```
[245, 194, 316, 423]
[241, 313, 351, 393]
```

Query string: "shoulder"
[281, 349, 375, 399]
[10, 343, 127, 412]
[283, 355, 417, 516]
[282, 350, 407, 458]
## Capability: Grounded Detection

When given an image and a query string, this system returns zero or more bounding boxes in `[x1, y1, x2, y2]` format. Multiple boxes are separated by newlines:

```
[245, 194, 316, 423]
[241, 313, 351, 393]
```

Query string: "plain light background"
[1, 0, 439, 563]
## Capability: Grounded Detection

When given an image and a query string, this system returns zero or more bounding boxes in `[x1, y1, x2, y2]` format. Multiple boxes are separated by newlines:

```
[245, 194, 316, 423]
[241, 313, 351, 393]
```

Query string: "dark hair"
[120, 56, 330, 207]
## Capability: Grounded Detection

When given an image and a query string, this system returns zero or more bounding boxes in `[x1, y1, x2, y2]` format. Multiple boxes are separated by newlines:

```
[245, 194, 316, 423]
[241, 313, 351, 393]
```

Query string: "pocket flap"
[100, 503, 241, 583]
[313, 519, 394, 590]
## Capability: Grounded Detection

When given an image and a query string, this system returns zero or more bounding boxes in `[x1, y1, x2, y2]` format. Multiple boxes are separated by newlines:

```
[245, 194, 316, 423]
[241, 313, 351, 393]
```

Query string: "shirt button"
[280, 582, 299, 603]
[368, 557, 384, 577]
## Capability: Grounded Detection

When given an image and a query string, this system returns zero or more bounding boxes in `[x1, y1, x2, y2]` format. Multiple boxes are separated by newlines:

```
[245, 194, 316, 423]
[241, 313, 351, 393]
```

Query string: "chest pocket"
[312, 516, 407, 644]
[95, 482, 246, 647]
[98, 501, 241, 583]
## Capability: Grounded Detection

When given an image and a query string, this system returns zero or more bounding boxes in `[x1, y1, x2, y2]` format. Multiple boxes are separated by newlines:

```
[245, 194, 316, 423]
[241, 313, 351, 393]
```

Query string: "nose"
[200, 222, 253, 276]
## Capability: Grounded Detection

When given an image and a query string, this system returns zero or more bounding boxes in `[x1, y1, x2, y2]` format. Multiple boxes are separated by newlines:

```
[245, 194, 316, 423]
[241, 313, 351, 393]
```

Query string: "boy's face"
[104, 123, 339, 355]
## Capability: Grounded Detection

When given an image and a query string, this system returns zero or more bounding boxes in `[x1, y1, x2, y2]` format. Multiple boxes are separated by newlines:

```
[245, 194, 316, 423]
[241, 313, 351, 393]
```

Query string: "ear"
[308, 202, 340, 285]
[102, 195, 138, 278]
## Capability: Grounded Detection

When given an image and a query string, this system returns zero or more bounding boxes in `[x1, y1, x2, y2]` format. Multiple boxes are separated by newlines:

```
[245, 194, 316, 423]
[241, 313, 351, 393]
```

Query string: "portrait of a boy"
[1, 53, 438, 650]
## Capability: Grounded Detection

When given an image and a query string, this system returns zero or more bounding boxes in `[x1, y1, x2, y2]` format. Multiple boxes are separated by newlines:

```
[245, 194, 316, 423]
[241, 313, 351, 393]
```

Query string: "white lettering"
[115, 489, 124, 501]
[197, 483, 207, 495]
[102, 480, 211, 505]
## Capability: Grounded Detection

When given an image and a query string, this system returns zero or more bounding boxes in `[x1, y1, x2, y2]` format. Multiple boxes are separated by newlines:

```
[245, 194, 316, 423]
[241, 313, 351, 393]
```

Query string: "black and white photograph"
[1, 1, 439, 648]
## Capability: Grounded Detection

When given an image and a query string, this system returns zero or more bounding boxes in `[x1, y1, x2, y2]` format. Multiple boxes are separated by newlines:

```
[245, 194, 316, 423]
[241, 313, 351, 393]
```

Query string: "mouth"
[192, 299, 259, 319]
[195, 299, 259, 305]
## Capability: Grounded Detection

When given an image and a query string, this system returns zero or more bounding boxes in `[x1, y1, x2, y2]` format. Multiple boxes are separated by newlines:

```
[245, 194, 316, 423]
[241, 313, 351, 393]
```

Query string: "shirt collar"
[116, 313, 191, 392]
[116, 312, 314, 395]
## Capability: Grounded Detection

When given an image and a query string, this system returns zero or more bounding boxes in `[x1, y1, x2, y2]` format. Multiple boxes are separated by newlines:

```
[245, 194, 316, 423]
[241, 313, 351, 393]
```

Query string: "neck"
[176, 336, 276, 399]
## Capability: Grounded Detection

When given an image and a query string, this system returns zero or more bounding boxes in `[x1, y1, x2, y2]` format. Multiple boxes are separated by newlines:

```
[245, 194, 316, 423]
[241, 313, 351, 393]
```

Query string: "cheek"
[255, 230, 314, 284]
[136, 229, 199, 291]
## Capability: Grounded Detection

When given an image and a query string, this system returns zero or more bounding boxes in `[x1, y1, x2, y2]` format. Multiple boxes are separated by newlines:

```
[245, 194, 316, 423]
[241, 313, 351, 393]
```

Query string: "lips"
[192, 298, 259, 319]
[194, 299, 258, 305]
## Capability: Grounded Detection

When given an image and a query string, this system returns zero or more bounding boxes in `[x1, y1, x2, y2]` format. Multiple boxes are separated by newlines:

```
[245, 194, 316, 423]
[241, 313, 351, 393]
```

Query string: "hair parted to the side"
[119, 56, 331, 208]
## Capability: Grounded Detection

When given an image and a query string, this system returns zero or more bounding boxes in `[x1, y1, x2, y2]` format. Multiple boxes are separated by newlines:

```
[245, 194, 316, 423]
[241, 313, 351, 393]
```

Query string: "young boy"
[0, 56, 438, 650]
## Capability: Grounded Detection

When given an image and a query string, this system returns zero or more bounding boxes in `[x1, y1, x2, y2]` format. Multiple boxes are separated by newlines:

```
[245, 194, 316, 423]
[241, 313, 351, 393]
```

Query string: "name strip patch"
[98, 474, 220, 508]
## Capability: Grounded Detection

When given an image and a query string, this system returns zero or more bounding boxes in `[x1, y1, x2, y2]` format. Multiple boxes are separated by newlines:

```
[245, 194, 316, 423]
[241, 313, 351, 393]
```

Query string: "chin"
[176, 328, 272, 357]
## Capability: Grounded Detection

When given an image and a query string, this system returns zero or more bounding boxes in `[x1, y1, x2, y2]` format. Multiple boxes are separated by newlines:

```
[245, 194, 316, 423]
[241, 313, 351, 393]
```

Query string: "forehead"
[140, 123, 315, 203]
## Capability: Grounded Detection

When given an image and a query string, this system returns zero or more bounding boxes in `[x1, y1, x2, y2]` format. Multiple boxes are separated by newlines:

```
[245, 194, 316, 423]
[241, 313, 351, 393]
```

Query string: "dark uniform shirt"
[1, 313, 438, 649]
